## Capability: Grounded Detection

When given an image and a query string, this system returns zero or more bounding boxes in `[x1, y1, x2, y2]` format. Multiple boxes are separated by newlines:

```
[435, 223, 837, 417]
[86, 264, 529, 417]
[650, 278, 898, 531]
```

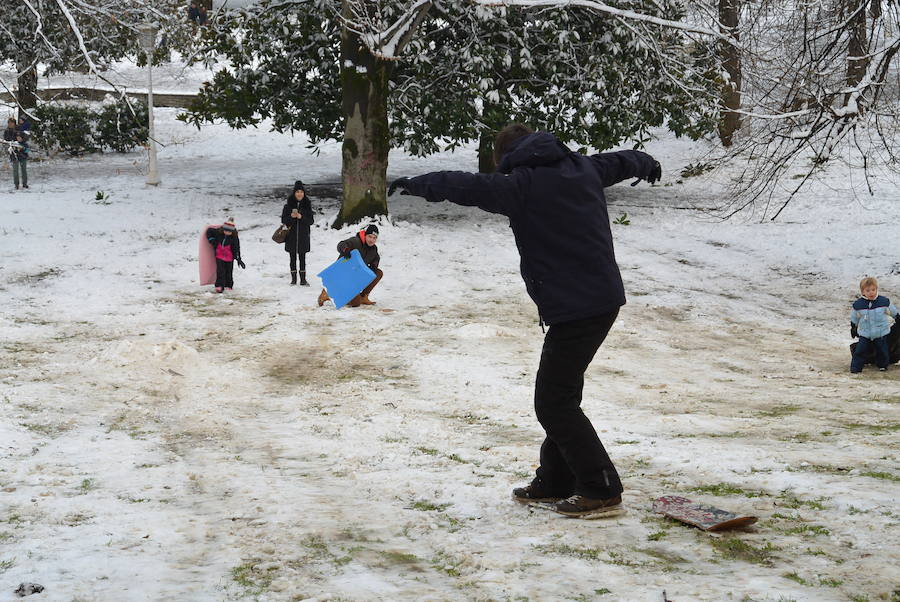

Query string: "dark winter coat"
[337, 231, 380, 269]
[4, 128, 27, 161]
[205, 227, 242, 262]
[400, 132, 657, 326]
[281, 193, 314, 254]
[851, 320, 900, 364]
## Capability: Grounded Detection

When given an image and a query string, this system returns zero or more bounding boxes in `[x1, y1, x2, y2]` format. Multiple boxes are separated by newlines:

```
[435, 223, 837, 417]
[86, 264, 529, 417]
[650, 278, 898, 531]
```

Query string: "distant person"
[205, 218, 245, 293]
[197, 5, 208, 26]
[850, 276, 898, 373]
[4, 120, 28, 190]
[187, 1, 199, 24]
[389, 123, 661, 518]
[281, 180, 314, 285]
[17, 115, 31, 132]
[317, 224, 382, 307]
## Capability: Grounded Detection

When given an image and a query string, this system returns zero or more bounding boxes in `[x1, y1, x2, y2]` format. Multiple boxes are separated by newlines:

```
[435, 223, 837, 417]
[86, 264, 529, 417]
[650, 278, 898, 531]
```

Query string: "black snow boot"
[290, 271, 298, 285]
[299, 271, 309, 286]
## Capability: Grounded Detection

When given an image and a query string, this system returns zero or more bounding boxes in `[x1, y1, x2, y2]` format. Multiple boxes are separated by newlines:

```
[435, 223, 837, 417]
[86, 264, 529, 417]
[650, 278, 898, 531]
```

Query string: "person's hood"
[497, 132, 570, 174]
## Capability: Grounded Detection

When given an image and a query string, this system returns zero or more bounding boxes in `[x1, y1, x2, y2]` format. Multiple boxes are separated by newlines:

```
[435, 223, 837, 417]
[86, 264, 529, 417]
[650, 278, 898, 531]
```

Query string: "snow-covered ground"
[1, 66, 898, 602]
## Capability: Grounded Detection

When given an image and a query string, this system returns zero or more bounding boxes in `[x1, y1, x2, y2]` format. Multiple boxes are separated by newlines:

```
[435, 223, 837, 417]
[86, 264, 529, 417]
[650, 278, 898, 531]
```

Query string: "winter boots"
[291, 271, 297, 285]
[299, 271, 309, 286]
[552, 494, 623, 518]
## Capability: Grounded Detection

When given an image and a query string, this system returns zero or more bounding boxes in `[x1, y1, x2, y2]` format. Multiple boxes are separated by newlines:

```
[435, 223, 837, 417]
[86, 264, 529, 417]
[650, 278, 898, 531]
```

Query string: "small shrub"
[613, 213, 631, 225]
[94, 99, 148, 153]
[32, 104, 97, 155]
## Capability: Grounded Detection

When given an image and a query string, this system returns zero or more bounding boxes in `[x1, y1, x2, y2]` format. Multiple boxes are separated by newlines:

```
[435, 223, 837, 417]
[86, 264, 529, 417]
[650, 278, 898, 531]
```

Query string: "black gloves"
[237, 259, 246, 269]
[850, 323, 858, 338]
[388, 177, 410, 197]
[647, 161, 662, 184]
[337, 243, 352, 259]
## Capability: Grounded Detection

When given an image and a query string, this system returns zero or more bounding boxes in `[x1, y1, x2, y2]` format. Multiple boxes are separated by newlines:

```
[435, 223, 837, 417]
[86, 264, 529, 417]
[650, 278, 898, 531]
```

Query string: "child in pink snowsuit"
[205, 218, 245, 292]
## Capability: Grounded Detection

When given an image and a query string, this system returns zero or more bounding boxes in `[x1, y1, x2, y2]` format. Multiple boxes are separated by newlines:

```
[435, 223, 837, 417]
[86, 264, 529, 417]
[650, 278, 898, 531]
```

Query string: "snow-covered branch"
[472, 0, 733, 42]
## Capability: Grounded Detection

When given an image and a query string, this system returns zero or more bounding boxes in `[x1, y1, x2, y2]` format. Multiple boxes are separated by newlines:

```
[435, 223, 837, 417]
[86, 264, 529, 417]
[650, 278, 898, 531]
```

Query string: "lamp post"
[137, 22, 160, 186]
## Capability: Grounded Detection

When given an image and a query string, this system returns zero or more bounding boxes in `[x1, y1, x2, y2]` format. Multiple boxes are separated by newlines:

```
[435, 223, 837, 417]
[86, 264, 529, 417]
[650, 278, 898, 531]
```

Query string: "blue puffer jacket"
[401, 132, 657, 326]
[851, 295, 898, 339]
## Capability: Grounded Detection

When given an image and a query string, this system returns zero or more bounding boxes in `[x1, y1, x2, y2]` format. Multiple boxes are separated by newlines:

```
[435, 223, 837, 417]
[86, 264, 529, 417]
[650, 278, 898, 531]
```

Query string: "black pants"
[215, 259, 234, 289]
[289, 251, 306, 274]
[533, 310, 622, 499]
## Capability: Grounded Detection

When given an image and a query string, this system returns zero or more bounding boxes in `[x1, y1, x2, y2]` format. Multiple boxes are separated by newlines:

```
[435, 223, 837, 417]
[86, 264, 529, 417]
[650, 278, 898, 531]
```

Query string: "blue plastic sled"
[317, 249, 376, 309]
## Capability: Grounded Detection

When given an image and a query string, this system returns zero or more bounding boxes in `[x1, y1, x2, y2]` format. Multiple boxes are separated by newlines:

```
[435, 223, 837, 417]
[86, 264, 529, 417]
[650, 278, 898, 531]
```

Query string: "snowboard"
[652, 495, 758, 531]
[316, 249, 376, 309]
[198, 224, 219, 286]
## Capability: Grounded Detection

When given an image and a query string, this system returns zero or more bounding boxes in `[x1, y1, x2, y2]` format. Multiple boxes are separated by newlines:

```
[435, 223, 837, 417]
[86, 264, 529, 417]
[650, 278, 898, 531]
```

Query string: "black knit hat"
[364, 224, 379, 235]
[293, 180, 306, 192]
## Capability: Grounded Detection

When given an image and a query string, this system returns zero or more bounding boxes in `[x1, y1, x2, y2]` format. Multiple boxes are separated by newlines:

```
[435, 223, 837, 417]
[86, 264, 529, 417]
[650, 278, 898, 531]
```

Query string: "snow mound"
[454, 323, 517, 339]
[96, 340, 200, 367]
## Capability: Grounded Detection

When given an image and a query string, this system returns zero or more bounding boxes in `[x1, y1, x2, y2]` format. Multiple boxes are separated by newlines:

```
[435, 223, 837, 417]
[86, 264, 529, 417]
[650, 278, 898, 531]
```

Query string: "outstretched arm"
[390, 171, 522, 217]
[590, 150, 660, 187]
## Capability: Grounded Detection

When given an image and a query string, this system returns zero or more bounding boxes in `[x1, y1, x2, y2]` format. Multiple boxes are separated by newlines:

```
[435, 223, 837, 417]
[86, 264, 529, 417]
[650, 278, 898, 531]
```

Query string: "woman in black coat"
[280, 180, 314, 285]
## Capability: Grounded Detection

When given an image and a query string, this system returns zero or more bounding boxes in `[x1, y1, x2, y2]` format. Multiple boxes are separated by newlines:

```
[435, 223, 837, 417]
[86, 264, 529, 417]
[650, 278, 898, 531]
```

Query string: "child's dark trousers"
[215, 259, 234, 289]
[851, 335, 889, 372]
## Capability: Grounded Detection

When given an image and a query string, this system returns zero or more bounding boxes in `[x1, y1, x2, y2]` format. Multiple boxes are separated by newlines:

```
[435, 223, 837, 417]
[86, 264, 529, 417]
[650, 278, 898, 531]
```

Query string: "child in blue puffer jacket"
[850, 277, 898, 373]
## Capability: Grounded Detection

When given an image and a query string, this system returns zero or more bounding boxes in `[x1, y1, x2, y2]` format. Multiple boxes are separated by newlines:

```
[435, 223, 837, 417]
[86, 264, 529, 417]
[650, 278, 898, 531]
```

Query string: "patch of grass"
[777, 491, 827, 510]
[784, 524, 830, 536]
[0, 532, 12, 542]
[0, 558, 14, 573]
[860, 471, 900, 482]
[431, 551, 465, 577]
[615, 440, 640, 445]
[757, 404, 802, 417]
[647, 530, 667, 541]
[78, 478, 97, 494]
[840, 421, 900, 435]
[792, 463, 851, 475]
[818, 577, 843, 587]
[415, 447, 438, 456]
[231, 562, 276, 595]
[848, 595, 869, 602]
[535, 544, 641, 567]
[20, 422, 63, 437]
[62, 512, 93, 526]
[689, 483, 764, 498]
[783, 572, 809, 585]
[383, 551, 421, 566]
[709, 538, 777, 566]
[409, 500, 450, 512]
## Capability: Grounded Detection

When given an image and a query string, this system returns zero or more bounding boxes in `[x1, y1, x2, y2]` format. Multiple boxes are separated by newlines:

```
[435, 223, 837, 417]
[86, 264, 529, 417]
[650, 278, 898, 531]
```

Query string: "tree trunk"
[16, 62, 39, 116]
[334, 7, 391, 228]
[478, 130, 495, 173]
[717, 0, 741, 147]
[845, 0, 868, 89]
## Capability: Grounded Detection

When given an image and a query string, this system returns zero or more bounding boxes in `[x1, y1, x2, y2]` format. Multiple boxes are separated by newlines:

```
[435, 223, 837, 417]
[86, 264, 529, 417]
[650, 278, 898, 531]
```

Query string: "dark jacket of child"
[206, 226, 243, 289]
[337, 230, 379, 269]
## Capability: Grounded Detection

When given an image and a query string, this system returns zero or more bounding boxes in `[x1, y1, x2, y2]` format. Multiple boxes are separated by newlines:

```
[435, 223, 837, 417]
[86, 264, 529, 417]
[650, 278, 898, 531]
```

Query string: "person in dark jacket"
[4, 121, 28, 190]
[281, 180, 314, 285]
[317, 224, 382, 307]
[389, 123, 661, 518]
[205, 218, 245, 293]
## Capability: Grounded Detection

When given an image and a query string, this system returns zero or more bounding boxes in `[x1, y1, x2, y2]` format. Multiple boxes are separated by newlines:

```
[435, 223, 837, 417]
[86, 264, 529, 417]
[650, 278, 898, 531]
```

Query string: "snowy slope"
[0, 68, 898, 602]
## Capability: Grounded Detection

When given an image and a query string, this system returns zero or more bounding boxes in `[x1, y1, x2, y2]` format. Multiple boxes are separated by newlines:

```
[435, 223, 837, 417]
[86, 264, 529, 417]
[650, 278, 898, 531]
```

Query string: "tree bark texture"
[478, 130, 496, 173]
[845, 0, 869, 89]
[16, 63, 39, 114]
[717, 0, 741, 147]
[334, 6, 391, 228]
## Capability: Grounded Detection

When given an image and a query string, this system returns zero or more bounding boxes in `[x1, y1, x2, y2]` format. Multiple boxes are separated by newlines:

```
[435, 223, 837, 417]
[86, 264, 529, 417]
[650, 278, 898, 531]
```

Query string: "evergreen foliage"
[31, 99, 149, 155]
[182, 1, 718, 161]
